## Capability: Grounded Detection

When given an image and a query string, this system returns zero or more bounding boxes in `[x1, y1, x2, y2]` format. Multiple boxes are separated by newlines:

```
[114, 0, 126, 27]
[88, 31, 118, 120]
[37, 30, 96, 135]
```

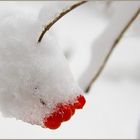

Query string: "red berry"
[63, 106, 72, 121]
[43, 111, 62, 129]
[58, 104, 72, 122]
[43, 95, 86, 130]
[69, 104, 75, 115]
[74, 95, 86, 109]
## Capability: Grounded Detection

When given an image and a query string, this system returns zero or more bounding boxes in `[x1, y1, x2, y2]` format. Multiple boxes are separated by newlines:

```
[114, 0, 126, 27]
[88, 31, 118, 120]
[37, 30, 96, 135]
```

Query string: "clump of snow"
[0, 6, 82, 126]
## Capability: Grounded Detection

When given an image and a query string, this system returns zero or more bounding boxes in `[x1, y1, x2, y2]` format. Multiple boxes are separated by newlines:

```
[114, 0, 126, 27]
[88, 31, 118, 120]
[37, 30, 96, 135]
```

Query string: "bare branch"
[38, 1, 87, 43]
[85, 8, 140, 93]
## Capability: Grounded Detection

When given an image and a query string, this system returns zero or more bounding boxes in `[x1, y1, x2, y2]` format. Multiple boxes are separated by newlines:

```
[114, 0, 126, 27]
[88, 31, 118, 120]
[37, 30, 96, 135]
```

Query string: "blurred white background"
[0, 1, 140, 139]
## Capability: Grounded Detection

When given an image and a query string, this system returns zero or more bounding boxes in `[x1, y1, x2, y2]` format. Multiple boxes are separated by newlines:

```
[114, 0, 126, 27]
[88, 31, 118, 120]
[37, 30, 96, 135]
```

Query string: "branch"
[86, 8, 140, 92]
[78, 3, 140, 93]
[38, 1, 87, 43]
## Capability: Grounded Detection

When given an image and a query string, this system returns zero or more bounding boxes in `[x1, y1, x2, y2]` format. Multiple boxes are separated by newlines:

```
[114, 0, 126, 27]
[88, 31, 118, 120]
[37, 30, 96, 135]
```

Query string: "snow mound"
[0, 8, 83, 127]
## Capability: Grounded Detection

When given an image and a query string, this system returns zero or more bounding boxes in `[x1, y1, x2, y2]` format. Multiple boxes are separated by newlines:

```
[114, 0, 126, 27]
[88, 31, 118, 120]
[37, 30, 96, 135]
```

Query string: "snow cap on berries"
[0, 10, 84, 127]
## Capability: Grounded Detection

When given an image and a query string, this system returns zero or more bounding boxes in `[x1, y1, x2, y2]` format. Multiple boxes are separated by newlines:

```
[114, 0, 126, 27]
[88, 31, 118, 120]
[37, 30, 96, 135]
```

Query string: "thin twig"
[38, 1, 87, 43]
[85, 8, 140, 93]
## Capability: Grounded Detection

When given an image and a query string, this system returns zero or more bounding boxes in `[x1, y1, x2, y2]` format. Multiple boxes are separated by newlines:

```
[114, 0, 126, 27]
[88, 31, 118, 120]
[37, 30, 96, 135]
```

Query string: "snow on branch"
[79, 2, 140, 92]
[38, 1, 87, 43]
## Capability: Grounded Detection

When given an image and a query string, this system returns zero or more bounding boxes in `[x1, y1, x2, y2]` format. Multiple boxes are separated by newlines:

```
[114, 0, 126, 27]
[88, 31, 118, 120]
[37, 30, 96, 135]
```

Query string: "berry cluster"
[43, 95, 86, 129]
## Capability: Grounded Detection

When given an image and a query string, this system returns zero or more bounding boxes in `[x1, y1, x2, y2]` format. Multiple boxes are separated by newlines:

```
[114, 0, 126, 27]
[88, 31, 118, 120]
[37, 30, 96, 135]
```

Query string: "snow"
[79, 1, 140, 91]
[0, 1, 140, 139]
[0, 2, 82, 127]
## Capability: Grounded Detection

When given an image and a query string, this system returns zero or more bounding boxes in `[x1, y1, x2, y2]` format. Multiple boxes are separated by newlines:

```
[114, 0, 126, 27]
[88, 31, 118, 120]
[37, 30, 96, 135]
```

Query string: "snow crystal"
[0, 5, 83, 126]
